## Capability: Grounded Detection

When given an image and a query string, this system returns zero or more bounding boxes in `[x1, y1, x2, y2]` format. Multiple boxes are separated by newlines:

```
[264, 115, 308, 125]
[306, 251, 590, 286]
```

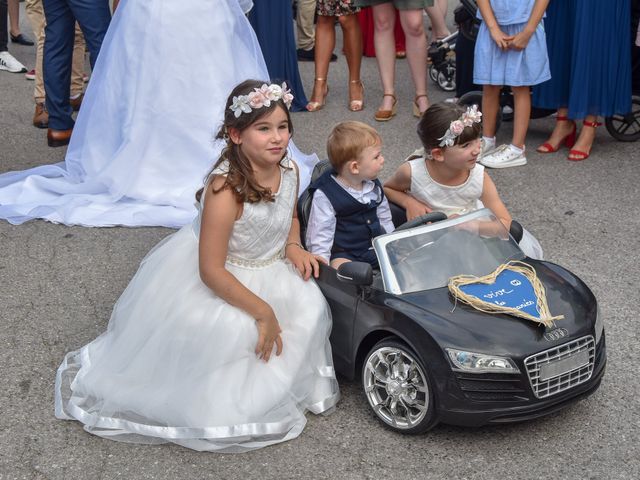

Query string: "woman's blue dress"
[533, 0, 631, 118]
[249, 1, 309, 112]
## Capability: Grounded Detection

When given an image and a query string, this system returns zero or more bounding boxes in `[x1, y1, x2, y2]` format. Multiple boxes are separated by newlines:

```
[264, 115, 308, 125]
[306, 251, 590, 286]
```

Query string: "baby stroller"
[428, 0, 479, 92]
[604, 0, 640, 142]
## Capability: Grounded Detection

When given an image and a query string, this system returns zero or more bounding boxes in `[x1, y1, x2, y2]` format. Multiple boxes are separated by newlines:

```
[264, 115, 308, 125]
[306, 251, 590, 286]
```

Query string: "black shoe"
[10, 33, 35, 46]
[296, 48, 338, 62]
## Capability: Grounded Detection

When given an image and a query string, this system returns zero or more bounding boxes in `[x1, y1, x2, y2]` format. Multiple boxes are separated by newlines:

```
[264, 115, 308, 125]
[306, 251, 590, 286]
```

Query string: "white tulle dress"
[0, 0, 317, 228]
[55, 158, 339, 452]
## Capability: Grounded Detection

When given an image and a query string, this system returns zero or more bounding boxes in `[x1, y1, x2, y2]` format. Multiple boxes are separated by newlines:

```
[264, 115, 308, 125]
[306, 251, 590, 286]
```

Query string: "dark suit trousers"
[43, 0, 111, 130]
[0, 0, 8, 52]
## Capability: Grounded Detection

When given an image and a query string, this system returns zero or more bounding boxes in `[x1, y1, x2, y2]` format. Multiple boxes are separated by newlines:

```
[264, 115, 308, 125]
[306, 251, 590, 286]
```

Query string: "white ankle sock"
[482, 136, 496, 148]
[509, 144, 524, 154]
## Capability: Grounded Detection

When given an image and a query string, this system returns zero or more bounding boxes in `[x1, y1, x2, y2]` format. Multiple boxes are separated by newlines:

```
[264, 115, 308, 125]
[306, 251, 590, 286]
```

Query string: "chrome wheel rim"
[363, 346, 429, 429]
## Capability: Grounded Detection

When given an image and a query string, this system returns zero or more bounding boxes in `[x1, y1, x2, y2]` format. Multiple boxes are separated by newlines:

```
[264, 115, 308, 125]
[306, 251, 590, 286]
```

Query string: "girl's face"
[440, 137, 482, 170]
[231, 106, 291, 168]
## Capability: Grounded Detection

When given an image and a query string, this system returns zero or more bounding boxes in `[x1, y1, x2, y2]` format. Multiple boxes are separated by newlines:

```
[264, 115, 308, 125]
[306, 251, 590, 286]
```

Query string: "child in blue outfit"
[305, 121, 395, 268]
[474, 0, 550, 169]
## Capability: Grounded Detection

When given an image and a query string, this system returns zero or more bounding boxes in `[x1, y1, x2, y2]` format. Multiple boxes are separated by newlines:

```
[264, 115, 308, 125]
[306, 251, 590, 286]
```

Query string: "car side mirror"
[337, 262, 373, 286]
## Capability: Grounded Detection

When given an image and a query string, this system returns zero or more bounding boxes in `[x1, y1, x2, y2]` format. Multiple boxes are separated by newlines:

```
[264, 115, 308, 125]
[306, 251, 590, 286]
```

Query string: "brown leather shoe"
[47, 128, 73, 147]
[33, 102, 49, 129]
[69, 93, 84, 112]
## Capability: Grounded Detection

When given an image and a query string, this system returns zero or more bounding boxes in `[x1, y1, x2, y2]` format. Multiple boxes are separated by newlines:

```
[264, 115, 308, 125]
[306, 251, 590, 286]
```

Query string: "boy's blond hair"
[326, 121, 381, 172]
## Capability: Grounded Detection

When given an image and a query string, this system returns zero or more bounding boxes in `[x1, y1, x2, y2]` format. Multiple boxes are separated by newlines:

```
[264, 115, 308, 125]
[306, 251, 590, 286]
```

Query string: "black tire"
[437, 62, 456, 92]
[605, 95, 640, 142]
[362, 338, 438, 434]
[429, 64, 439, 83]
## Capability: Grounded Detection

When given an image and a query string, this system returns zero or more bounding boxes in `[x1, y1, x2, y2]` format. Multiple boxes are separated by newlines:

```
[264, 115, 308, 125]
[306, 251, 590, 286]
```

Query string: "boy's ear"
[228, 127, 242, 145]
[431, 148, 445, 162]
[348, 160, 360, 174]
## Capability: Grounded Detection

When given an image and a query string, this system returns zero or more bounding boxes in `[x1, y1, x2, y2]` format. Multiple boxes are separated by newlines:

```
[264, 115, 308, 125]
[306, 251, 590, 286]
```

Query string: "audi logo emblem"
[544, 328, 569, 342]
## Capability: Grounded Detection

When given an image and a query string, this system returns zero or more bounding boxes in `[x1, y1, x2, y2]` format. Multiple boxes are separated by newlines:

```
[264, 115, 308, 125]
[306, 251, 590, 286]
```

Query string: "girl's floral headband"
[229, 83, 294, 118]
[437, 105, 483, 147]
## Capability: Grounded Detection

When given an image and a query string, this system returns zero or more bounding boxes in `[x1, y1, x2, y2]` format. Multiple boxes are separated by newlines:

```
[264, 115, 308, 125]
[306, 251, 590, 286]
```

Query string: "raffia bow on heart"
[447, 260, 564, 328]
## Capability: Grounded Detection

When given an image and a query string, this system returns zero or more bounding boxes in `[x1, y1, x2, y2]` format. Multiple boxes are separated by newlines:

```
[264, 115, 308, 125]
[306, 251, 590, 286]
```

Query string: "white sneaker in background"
[0, 51, 27, 73]
[479, 144, 527, 168]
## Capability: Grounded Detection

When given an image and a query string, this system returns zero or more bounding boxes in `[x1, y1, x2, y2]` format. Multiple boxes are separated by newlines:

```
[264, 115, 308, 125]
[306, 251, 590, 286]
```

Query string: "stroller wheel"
[437, 71, 456, 92]
[458, 91, 503, 133]
[429, 64, 438, 83]
[605, 95, 640, 142]
[437, 61, 456, 92]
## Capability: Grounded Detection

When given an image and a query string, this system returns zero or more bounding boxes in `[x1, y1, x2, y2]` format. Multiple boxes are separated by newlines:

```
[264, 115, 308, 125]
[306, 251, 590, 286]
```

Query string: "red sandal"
[568, 120, 602, 161]
[536, 115, 576, 153]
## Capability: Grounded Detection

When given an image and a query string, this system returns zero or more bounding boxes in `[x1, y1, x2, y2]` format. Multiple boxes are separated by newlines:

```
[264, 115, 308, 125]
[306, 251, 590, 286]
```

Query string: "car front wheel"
[362, 338, 437, 434]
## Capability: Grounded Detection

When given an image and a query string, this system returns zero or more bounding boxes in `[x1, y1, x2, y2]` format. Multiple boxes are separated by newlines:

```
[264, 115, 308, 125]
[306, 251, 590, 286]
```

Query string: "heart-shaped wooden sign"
[448, 261, 564, 327]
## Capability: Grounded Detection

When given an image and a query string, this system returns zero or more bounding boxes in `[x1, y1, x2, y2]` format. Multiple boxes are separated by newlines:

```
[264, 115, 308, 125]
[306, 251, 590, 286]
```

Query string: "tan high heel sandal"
[348, 80, 364, 112]
[306, 78, 329, 112]
[413, 94, 429, 118]
[374, 93, 397, 122]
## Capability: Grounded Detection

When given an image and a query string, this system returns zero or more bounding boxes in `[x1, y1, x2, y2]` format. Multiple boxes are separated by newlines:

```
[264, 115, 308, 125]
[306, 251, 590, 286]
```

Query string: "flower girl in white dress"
[55, 80, 339, 453]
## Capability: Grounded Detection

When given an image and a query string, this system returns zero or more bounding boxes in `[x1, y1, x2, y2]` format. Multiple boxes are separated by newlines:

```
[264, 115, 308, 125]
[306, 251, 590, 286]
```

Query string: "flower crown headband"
[437, 104, 482, 147]
[229, 82, 294, 118]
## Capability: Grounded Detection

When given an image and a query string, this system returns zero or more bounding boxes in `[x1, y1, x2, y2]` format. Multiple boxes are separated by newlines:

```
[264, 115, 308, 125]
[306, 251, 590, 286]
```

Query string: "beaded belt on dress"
[225, 252, 284, 268]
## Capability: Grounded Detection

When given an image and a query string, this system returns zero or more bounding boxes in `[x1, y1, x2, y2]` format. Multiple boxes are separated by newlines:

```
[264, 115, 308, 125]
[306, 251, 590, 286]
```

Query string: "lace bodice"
[193, 159, 297, 267]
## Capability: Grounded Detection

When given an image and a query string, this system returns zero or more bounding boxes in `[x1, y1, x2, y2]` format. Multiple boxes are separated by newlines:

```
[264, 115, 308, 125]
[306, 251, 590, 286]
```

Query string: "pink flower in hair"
[450, 120, 465, 135]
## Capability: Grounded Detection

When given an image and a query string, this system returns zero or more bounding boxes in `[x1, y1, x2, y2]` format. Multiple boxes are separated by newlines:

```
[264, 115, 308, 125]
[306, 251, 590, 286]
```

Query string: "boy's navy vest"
[310, 170, 385, 267]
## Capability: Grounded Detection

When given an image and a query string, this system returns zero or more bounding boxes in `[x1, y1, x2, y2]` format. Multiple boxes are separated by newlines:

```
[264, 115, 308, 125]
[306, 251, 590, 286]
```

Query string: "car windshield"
[374, 209, 525, 294]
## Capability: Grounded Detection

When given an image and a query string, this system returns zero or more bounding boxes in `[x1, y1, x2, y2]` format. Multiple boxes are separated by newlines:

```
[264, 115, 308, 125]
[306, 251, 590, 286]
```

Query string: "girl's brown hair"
[416, 102, 482, 151]
[196, 79, 294, 203]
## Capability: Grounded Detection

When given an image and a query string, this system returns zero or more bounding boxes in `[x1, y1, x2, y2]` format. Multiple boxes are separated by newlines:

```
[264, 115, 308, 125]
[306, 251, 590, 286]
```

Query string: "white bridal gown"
[0, 0, 317, 228]
[55, 158, 340, 452]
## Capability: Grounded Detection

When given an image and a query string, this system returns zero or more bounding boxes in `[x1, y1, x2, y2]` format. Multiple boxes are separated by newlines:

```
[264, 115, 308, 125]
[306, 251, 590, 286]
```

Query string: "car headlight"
[446, 348, 519, 373]
[595, 305, 604, 344]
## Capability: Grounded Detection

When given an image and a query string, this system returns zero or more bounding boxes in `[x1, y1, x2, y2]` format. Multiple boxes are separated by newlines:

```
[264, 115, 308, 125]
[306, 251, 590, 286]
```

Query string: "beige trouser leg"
[25, 0, 86, 104]
[296, 0, 316, 51]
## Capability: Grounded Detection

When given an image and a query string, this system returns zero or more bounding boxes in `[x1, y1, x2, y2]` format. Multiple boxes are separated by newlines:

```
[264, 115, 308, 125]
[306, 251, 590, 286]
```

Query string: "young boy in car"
[305, 121, 395, 268]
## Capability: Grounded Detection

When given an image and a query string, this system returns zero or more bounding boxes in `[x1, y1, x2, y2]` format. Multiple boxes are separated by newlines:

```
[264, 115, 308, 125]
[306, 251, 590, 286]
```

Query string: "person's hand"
[489, 25, 514, 51]
[285, 243, 323, 280]
[508, 29, 534, 51]
[405, 197, 433, 220]
[254, 307, 283, 362]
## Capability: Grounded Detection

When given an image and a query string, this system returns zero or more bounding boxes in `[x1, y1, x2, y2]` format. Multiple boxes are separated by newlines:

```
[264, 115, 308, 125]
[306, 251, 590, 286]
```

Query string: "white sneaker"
[0, 51, 27, 73]
[479, 144, 527, 168]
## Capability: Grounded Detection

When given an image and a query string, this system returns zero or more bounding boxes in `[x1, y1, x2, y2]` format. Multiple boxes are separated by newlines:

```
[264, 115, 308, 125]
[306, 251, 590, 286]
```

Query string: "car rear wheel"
[362, 338, 437, 434]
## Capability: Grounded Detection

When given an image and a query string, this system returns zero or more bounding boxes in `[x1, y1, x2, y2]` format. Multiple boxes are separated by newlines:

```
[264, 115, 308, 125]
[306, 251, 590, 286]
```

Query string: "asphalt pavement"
[0, 7, 639, 480]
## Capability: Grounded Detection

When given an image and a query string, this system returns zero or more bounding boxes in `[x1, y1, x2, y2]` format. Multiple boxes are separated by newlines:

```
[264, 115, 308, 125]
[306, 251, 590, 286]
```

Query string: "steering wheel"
[395, 212, 447, 231]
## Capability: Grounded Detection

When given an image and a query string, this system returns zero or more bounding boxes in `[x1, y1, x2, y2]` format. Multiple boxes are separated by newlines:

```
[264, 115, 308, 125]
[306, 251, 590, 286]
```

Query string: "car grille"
[524, 336, 595, 399]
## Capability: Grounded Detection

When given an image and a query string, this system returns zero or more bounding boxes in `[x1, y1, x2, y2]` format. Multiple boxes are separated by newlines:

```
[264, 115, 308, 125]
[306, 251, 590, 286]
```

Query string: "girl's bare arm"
[476, 0, 513, 50]
[384, 162, 433, 220]
[480, 172, 512, 230]
[199, 177, 282, 361]
[509, 0, 550, 50]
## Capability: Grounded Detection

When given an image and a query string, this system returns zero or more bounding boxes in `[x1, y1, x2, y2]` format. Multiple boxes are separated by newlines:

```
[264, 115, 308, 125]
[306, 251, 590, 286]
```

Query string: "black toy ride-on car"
[298, 170, 605, 433]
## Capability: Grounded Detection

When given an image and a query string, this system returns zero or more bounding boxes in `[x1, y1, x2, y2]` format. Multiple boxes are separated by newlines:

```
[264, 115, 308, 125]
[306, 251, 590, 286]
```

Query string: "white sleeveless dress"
[406, 151, 543, 259]
[0, 0, 317, 228]
[55, 159, 339, 452]
[408, 155, 485, 217]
